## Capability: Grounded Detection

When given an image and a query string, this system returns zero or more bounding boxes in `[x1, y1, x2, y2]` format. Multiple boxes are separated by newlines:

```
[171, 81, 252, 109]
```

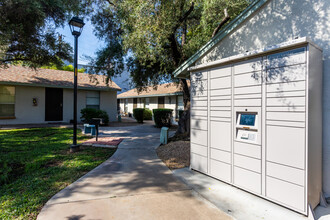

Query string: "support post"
[71, 35, 79, 152]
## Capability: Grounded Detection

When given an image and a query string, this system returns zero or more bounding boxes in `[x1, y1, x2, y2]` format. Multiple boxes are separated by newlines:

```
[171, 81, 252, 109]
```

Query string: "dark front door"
[158, 96, 165, 108]
[45, 88, 63, 121]
[133, 98, 137, 109]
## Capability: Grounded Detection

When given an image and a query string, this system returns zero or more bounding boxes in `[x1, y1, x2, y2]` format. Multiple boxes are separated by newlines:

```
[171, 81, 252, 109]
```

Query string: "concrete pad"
[39, 191, 232, 220]
[38, 124, 231, 220]
[173, 168, 312, 220]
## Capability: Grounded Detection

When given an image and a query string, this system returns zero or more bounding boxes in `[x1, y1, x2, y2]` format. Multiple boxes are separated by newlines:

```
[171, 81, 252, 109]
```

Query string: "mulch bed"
[156, 140, 190, 170]
[82, 137, 124, 148]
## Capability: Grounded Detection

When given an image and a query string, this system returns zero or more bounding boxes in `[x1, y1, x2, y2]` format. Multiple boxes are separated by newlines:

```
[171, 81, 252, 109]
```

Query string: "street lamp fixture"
[69, 16, 85, 152]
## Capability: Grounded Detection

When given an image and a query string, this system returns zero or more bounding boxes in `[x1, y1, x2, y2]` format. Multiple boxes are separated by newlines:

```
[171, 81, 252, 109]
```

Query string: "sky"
[57, 19, 105, 65]
[57, 20, 132, 93]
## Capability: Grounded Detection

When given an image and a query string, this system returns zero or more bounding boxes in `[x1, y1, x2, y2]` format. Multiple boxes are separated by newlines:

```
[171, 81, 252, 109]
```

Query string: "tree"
[0, 0, 90, 68]
[41, 62, 85, 73]
[91, 0, 250, 134]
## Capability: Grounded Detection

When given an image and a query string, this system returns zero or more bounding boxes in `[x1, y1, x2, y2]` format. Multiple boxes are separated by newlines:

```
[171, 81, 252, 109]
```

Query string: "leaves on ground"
[157, 141, 190, 170]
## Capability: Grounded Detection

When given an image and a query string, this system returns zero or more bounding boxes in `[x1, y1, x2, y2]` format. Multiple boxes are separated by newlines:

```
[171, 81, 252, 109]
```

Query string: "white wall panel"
[235, 85, 261, 95]
[210, 121, 231, 152]
[210, 88, 232, 96]
[266, 97, 305, 107]
[266, 177, 305, 212]
[266, 48, 306, 69]
[234, 72, 262, 87]
[234, 154, 261, 173]
[266, 65, 306, 84]
[233, 58, 262, 74]
[234, 141, 261, 159]
[234, 98, 261, 107]
[234, 167, 261, 194]
[267, 162, 305, 186]
[191, 118, 207, 131]
[210, 159, 231, 183]
[210, 66, 231, 78]
[211, 149, 231, 164]
[191, 129, 207, 146]
[191, 153, 208, 173]
[210, 110, 231, 118]
[266, 112, 305, 122]
[266, 126, 305, 169]
[266, 81, 306, 93]
[210, 76, 231, 90]
[191, 143, 208, 157]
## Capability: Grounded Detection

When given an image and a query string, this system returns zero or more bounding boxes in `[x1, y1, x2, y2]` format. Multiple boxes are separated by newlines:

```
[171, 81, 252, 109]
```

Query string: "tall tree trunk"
[176, 78, 190, 135]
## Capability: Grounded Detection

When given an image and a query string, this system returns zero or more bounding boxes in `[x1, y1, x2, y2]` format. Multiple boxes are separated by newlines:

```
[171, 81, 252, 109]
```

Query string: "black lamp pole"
[69, 17, 84, 152]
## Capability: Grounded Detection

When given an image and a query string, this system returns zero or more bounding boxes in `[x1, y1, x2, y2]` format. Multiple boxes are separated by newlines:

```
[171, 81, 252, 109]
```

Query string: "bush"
[80, 108, 109, 125]
[143, 108, 152, 120]
[133, 108, 144, 123]
[153, 108, 173, 128]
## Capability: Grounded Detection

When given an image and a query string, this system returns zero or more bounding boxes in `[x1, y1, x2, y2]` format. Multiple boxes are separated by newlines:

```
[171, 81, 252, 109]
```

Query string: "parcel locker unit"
[189, 38, 323, 215]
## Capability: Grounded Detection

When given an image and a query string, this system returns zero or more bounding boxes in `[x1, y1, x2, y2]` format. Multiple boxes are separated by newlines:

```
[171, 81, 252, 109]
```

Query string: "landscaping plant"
[80, 108, 109, 125]
[133, 108, 144, 123]
[143, 108, 152, 120]
[153, 109, 173, 128]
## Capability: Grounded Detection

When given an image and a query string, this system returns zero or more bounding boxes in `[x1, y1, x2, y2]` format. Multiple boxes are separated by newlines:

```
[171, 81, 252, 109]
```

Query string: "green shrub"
[153, 108, 173, 128]
[143, 108, 152, 120]
[133, 108, 144, 123]
[80, 108, 109, 125]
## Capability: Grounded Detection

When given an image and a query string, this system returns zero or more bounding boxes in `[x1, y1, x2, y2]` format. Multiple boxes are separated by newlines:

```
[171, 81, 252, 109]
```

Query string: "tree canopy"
[0, 0, 89, 68]
[91, 0, 250, 88]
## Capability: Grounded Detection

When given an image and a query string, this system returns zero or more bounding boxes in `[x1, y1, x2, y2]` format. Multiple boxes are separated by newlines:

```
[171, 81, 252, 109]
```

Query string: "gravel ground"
[156, 141, 190, 170]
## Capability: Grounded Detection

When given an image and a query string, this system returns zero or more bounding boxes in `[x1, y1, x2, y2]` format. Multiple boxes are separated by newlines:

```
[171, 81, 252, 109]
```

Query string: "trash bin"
[160, 127, 169, 145]
[84, 124, 95, 135]
[84, 124, 91, 134]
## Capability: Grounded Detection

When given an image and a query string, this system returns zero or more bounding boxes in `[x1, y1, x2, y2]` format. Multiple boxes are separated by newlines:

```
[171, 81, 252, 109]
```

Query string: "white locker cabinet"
[189, 38, 323, 216]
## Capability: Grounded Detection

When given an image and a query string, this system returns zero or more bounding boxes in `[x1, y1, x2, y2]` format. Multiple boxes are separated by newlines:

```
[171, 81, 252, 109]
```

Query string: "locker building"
[188, 38, 323, 215]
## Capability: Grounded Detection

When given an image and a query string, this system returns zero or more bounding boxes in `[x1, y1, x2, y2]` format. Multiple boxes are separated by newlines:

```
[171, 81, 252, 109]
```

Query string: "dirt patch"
[156, 141, 190, 170]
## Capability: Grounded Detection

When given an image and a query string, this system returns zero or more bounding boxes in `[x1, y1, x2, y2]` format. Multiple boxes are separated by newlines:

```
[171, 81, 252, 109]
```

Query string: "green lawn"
[0, 127, 116, 220]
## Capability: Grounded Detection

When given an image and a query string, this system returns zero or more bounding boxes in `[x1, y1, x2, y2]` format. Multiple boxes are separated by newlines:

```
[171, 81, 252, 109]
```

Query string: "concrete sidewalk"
[37, 124, 231, 220]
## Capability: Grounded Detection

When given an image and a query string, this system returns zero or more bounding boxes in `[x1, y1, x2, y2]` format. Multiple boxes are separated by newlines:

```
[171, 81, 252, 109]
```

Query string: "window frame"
[86, 90, 100, 110]
[0, 85, 16, 119]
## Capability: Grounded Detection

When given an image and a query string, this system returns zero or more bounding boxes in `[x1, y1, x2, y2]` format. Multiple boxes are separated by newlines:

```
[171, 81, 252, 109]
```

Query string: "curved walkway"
[37, 124, 231, 220]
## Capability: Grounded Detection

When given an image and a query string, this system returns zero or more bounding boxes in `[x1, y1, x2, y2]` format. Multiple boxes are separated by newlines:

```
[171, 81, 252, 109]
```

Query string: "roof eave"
[173, 0, 269, 79]
[118, 92, 183, 99]
[0, 81, 121, 92]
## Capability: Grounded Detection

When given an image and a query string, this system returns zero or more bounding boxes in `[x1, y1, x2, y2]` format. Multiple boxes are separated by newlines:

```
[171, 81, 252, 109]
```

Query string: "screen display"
[239, 114, 256, 126]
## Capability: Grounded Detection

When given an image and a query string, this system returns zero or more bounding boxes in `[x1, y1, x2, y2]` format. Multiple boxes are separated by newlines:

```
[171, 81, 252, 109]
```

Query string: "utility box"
[189, 38, 323, 215]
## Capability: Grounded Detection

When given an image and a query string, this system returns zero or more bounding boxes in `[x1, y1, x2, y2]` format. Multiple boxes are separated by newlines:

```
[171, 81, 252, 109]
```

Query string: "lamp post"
[69, 17, 85, 152]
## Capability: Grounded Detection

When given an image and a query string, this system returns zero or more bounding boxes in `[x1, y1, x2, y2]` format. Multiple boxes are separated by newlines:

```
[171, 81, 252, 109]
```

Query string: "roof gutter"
[173, 0, 269, 79]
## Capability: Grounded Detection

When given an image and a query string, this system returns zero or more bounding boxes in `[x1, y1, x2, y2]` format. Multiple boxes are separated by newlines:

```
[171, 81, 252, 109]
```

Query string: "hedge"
[80, 108, 109, 125]
[143, 108, 152, 120]
[133, 108, 144, 123]
[153, 108, 173, 128]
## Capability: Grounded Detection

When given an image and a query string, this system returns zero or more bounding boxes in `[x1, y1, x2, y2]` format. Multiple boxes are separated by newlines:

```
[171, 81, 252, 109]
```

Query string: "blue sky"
[57, 19, 105, 65]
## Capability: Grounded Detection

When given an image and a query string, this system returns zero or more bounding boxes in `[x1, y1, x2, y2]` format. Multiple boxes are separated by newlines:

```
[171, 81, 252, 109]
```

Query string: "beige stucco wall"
[100, 90, 117, 122]
[0, 86, 46, 124]
[0, 85, 118, 125]
[195, 0, 330, 196]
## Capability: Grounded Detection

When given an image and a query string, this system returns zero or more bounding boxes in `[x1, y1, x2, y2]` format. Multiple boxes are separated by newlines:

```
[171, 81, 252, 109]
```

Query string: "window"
[0, 86, 15, 117]
[86, 91, 100, 109]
